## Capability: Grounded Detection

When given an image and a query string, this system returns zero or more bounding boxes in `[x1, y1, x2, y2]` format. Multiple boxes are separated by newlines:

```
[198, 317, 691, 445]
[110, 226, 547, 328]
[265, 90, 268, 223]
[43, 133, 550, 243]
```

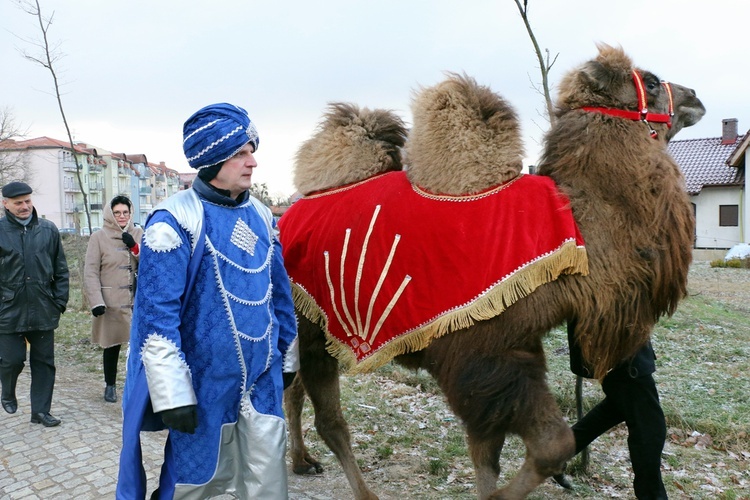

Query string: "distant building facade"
[669, 118, 748, 250]
[0, 136, 181, 232]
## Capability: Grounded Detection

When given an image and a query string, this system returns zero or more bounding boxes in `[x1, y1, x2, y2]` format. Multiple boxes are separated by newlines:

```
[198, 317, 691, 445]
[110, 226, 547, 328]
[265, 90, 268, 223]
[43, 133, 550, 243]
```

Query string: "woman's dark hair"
[110, 195, 133, 210]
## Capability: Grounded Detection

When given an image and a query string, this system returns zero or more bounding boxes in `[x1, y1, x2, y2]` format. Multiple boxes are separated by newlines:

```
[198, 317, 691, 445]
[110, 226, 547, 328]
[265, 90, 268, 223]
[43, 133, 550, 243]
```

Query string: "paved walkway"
[0, 360, 339, 499]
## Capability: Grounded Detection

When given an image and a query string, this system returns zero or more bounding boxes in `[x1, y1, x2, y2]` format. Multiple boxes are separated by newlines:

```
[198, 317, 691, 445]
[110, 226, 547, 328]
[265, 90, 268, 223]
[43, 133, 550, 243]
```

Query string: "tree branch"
[512, 0, 558, 126]
[15, 0, 91, 233]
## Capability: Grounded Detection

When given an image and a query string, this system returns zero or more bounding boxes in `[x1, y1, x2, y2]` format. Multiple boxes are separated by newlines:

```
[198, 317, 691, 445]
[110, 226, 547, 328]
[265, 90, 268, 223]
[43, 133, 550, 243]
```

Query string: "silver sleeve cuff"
[282, 336, 300, 373]
[141, 333, 198, 413]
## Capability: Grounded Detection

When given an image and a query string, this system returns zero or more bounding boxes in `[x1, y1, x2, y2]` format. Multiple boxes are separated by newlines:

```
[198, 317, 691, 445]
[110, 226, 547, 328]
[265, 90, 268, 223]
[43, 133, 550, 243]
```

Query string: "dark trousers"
[103, 344, 121, 386]
[572, 372, 668, 500]
[0, 331, 56, 414]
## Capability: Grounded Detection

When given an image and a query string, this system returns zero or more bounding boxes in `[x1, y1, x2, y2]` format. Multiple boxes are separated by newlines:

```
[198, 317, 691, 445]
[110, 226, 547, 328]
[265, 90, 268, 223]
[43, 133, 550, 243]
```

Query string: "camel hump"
[293, 102, 407, 195]
[406, 72, 524, 195]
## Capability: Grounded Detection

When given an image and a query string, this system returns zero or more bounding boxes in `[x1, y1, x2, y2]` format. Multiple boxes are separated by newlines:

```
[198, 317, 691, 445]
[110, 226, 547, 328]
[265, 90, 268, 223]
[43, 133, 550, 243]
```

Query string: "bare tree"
[249, 182, 273, 207]
[513, 0, 558, 127]
[14, 0, 92, 234]
[512, 0, 589, 471]
[0, 106, 32, 186]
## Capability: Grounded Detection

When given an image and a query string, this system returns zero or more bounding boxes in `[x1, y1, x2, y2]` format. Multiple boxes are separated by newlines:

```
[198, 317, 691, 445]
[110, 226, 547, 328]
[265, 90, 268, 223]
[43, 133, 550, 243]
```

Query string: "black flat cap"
[2, 181, 33, 198]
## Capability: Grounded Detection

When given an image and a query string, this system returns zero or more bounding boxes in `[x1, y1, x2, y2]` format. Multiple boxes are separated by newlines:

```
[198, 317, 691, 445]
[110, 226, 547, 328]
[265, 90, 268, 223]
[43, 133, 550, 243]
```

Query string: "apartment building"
[0, 136, 181, 232]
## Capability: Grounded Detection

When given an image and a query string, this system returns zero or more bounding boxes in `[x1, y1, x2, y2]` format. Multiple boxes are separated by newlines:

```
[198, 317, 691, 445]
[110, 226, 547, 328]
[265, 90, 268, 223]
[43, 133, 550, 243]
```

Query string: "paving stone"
[0, 358, 329, 499]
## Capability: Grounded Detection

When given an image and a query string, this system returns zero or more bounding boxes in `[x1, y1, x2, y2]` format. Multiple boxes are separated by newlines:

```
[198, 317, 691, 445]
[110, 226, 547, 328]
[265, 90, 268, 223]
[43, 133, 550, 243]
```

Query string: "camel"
[279, 44, 706, 499]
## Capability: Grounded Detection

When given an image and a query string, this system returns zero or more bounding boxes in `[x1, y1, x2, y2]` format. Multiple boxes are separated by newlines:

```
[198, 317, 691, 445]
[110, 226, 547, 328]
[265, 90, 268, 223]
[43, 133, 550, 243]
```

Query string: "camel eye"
[644, 76, 660, 91]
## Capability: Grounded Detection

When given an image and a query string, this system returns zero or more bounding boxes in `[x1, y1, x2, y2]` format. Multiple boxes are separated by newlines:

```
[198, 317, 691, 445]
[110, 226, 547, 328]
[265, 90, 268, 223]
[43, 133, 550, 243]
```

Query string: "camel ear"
[579, 60, 610, 92]
[579, 60, 629, 93]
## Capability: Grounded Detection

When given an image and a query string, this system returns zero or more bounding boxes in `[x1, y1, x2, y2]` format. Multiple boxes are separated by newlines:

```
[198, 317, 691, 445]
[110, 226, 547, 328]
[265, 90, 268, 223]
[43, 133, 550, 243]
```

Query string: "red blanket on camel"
[279, 172, 588, 373]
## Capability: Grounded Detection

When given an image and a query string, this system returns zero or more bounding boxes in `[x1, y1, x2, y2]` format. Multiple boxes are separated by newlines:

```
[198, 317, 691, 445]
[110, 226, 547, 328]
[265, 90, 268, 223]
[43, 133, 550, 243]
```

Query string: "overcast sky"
[2, 0, 748, 197]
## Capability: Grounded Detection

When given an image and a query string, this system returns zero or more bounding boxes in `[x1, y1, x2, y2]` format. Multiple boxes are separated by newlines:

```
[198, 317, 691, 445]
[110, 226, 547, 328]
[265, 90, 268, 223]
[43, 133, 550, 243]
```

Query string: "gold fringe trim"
[292, 241, 588, 374]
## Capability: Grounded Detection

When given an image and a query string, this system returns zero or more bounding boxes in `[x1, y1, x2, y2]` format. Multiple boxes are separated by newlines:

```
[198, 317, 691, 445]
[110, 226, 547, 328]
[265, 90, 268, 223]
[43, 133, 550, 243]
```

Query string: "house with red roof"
[669, 118, 748, 253]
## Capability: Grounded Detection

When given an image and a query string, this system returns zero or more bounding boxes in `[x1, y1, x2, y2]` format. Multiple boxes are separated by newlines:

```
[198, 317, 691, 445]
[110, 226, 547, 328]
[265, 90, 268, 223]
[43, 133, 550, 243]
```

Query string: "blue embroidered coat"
[117, 178, 298, 499]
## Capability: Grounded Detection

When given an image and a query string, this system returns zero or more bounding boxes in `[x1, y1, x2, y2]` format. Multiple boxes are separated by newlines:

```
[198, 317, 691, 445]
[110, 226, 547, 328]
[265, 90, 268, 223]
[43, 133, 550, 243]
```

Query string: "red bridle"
[581, 70, 674, 139]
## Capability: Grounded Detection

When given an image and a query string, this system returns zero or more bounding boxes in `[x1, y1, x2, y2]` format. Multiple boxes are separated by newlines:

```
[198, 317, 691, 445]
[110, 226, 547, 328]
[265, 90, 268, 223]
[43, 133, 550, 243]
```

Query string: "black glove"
[283, 371, 297, 390]
[160, 405, 198, 434]
[92, 305, 106, 317]
[122, 232, 137, 249]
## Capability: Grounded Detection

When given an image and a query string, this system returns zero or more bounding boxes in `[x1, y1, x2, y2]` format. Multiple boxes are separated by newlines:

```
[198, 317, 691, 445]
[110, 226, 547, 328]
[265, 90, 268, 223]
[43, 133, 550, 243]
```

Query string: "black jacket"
[567, 321, 656, 380]
[0, 208, 69, 333]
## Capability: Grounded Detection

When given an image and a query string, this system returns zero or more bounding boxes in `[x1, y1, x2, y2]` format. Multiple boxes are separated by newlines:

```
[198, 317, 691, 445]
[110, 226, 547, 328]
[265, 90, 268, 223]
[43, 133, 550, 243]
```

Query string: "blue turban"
[182, 103, 259, 170]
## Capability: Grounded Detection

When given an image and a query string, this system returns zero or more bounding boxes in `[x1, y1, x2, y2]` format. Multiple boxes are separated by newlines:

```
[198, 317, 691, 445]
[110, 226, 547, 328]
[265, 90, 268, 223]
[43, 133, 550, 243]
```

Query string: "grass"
[289, 276, 750, 498]
[710, 257, 750, 268]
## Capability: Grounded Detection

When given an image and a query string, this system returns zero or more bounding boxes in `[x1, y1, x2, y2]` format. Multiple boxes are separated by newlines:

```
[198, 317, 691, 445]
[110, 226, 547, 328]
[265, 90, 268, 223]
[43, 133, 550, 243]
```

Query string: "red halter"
[581, 70, 674, 139]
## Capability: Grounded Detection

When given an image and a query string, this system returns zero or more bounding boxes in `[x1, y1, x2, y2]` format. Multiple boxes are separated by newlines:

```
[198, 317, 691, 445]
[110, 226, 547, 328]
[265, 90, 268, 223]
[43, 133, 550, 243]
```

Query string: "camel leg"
[297, 317, 378, 500]
[467, 431, 506, 500]
[284, 374, 324, 475]
[425, 330, 574, 500]
[489, 387, 574, 499]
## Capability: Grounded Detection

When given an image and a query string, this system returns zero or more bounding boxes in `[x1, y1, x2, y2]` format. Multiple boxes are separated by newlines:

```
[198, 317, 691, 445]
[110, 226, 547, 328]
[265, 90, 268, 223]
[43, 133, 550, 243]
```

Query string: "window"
[719, 205, 739, 227]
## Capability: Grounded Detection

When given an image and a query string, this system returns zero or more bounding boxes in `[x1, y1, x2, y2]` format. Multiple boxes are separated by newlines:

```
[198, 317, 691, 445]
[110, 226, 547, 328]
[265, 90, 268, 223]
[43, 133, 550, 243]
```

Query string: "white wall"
[25, 149, 66, 228]
[692, 186, 744, 249]
[743, 169, 749, 244]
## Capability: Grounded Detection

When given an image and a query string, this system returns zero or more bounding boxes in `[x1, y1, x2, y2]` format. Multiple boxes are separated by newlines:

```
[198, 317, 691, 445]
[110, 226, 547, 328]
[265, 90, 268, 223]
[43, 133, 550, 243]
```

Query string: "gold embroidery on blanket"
[324, 205, 411, 350]
[354, 205, 381, 334]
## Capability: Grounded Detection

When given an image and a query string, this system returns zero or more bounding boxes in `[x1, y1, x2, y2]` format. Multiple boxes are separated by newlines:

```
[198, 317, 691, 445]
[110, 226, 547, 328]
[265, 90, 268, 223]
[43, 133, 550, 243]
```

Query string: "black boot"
[552, 473, 574, 490]
[1, 375, 18, 414]
[104, 384, 117, 403]
[1, 397, 17, 414]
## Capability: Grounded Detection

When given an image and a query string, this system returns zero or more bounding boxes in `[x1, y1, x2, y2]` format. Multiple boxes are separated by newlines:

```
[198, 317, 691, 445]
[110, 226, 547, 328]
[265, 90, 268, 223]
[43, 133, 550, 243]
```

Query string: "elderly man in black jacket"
[0, 181, 69, 427]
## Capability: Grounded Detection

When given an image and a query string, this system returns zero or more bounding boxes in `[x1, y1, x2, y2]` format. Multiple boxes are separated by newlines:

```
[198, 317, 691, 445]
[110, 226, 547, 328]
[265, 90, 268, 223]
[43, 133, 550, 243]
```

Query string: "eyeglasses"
[113, 211, 130, 216]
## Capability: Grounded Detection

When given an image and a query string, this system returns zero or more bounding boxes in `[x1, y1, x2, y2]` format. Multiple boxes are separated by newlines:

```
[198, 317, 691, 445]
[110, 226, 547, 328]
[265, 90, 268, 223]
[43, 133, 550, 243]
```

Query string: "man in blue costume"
[117, 103, 299, 499]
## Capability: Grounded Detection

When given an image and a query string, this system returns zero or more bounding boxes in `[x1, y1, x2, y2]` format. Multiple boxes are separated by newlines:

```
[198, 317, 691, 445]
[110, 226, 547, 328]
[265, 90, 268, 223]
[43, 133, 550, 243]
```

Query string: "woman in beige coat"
[83, 195, 143, 403]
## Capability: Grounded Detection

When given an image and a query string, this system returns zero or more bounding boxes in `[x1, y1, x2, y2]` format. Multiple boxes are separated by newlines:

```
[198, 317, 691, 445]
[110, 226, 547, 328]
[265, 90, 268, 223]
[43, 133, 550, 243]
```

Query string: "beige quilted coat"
[83, 202, 143, 348]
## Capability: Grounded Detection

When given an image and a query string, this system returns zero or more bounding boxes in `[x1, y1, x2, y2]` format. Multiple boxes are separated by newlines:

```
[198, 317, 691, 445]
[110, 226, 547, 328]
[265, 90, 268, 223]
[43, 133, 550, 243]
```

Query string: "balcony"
[64, 184, 81, 193]
[140, 204, 153, 211]
[88, 164, 103, 172]
[118, 167, 131, 176]
[90, 203, 103, 211]
[62, 162, 79, 172]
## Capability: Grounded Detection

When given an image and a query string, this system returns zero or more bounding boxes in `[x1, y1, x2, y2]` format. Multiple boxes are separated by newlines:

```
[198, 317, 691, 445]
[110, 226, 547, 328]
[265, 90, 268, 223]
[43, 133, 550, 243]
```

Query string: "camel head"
[405, 72, 524, 195]
[555, 43, 705, 142]
[293, 102, 407, 195]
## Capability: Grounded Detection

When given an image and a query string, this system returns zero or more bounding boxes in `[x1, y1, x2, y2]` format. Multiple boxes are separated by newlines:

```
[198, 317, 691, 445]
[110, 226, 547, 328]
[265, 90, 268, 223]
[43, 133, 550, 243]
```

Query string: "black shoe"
[1, 398, 18, 414]
[30, 412, 61, 427]
[552, 473, 574, 490]
[104, 385, 117, 403]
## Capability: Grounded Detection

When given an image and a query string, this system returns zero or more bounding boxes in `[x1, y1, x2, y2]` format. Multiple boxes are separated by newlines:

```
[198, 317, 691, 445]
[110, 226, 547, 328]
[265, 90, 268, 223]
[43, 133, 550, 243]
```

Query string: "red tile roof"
[668, 134, 746, 195]
[0, 136, 90, 154]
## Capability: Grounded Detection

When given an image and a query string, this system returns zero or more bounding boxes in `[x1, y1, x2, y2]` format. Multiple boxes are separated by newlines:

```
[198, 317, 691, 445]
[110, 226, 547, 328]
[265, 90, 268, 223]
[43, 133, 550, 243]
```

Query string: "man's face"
[2, 194, 34, 219]
[210, 143, 257, 198]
